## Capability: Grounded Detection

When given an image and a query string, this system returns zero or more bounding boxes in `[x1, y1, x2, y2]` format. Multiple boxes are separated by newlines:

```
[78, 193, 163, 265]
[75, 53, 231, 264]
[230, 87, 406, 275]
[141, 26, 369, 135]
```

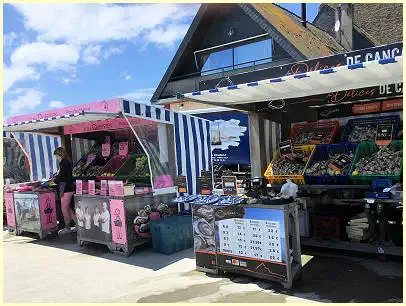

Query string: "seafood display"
[272, 152, 309, 175]
[192, 204, 216, 252]
[290, 126, 333, 146]
[217, 196, 246, 205]
[73, 160, 86, 177]
[352, 145, 402, 176]
[305, 152, 354, 176]
[347, 125, 379, 143]
[85, 165, 105, 176]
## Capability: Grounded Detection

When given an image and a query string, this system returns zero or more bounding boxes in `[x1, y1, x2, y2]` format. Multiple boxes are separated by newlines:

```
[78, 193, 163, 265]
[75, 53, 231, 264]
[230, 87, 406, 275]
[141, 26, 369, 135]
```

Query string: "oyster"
[193, 218, 214, 238]
[272, 152, 308, 175]
[353, 145, 402, 175]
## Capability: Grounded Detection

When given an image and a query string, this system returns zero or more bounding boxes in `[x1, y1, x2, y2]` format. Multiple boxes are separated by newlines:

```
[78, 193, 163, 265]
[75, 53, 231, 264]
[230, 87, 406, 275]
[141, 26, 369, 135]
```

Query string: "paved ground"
[3, 230, 403, 303]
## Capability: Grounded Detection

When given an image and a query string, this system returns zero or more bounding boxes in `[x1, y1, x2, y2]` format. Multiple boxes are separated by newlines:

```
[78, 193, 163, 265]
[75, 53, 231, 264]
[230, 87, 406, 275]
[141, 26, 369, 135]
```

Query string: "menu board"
[217, 218, 282, 262]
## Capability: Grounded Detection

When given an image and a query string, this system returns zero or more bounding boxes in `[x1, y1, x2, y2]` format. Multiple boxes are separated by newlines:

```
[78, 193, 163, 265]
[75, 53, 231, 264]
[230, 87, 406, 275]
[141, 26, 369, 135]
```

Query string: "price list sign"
[217, 218, 282, 263]
[375, 124, 393, 146]
[279, 140, 293, 156]
[222, 176, 237, 195]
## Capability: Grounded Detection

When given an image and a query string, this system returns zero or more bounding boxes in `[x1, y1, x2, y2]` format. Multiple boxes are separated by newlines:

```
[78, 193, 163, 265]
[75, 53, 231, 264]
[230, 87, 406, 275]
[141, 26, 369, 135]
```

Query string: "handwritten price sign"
[119, 142, 128, 156]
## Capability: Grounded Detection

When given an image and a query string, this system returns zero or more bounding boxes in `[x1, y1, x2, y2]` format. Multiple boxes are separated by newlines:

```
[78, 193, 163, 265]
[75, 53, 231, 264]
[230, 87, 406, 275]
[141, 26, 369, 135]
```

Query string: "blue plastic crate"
[340, 115, 400, 143]
[304, 143, 357, 185]
[150, 216, 193, 255]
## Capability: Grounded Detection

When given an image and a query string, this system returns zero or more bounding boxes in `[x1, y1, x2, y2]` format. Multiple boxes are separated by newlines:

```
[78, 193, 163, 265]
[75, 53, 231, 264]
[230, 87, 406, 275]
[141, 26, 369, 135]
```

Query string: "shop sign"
[382, 99, 403, 111]
[175, 176, 187, 193]
[279, 140, 293, 156]
[375, 124, 393, 146]
[352, 102, 381, 114]
[119, 142, 129, 156]
[198, 176, 212, 195]
[222, 176, 237, 195]
[102, 144, 110, 157]
[200, 42, 403, 91]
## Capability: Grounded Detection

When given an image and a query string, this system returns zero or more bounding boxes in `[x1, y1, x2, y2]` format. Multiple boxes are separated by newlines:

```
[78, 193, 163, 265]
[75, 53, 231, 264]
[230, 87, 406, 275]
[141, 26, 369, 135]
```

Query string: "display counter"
[8, 191, 57, 239]
[74, 192, 176, 256]
[191, 196, 302, 289]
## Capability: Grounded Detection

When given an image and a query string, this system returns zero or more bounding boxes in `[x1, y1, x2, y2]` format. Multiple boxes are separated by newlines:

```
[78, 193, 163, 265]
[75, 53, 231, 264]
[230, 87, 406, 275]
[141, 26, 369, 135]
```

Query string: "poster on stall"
[215, 206, 288, 278]
[14, 193, 41, 232]
[198, 111, 250, 165]
[5, 192, 15, 227]
[192, 204, 217, 271]
[74, 197, 112, 242]
[39, 193, 57, 230]
[110, 199, 127, 244]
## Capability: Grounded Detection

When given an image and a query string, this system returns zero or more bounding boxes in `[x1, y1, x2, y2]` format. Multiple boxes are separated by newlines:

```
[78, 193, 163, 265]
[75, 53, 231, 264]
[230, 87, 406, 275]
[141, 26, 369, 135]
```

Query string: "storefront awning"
[180, 56, 403, 106]
[3, 111, 120, 132]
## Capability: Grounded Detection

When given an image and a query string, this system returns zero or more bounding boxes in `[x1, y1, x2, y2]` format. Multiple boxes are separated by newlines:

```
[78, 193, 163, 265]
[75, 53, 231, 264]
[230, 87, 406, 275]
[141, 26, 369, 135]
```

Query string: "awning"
[3, 111, 120, 132]
[180, 56, 403, 106]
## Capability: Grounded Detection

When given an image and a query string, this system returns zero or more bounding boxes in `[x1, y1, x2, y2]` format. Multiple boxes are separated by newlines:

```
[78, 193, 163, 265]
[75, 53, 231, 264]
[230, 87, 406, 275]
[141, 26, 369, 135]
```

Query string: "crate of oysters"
[304, 143, 357, 185]
[289, 120, 339, 146]
[340, 115, 400, 143]
[264, 145, 315, 185]
[349, 141, 403, 184]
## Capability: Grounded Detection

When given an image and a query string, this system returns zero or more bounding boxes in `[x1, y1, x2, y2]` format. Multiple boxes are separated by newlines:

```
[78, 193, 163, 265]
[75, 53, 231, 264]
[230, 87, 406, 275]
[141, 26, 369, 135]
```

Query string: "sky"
[3, 3, 320, 121]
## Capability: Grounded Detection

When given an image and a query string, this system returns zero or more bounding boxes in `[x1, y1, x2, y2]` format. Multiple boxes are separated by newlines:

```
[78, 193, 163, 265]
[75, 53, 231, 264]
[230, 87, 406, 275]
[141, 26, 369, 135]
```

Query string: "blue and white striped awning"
[3, 111, 119, 132]
[180, 56, 403, 106]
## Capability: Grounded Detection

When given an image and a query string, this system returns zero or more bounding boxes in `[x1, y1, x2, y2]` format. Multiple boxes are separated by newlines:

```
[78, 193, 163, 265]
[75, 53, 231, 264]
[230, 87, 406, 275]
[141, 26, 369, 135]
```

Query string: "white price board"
[217, 218, 282, 263]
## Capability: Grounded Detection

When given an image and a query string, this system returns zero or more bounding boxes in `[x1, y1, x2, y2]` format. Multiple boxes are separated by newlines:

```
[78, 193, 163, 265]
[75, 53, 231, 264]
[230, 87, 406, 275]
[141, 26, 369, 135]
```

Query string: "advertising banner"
[14, 193, 40, 232]
[198, 111, 250, 165]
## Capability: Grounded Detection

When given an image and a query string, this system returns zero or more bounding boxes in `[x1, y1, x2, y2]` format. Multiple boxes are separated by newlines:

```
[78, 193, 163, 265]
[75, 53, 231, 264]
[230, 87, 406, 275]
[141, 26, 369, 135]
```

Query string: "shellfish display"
[305, 152, 354, 176]
[272, 152, 309, 175]
[290, 126, 332, 146]
[347, 125, 379, 143]
[352, 145, 402, 176]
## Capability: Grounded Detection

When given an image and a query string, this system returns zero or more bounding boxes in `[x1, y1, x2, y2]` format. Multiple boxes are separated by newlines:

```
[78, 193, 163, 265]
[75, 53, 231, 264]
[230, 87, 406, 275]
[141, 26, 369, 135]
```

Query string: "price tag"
[88, 180, 95, 195]
[119, 142, 129, 156]
[175, 176, 187, 194]
[87, 154, 96, 164]
[102, 144, 110, 157]
[198, 176, 212, 195]
[375, 124, 393, 146]
[279, 140, 293, 156]
[76, 180, 83, 195]
[100, 180, 108, 196]
[311, 131, 329, 144]
[201, 170, 212, 177]
[329, 154, 352, 171]
[222, 176, 237, 195]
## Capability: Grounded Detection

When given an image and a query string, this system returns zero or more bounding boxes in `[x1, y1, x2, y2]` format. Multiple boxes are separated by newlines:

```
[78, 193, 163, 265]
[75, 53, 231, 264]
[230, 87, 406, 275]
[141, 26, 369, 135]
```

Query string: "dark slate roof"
[316, 4, 403, 46]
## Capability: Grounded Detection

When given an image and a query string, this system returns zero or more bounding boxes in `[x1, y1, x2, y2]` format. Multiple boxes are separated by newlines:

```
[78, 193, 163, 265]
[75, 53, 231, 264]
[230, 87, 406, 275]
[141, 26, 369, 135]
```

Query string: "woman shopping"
[53, 147, 76, 235]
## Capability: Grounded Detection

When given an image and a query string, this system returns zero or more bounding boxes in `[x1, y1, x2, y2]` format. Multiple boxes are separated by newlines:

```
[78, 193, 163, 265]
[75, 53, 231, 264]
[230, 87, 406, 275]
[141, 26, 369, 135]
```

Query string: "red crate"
[312, 216, 340, 240]
[289, 120, 339, 145]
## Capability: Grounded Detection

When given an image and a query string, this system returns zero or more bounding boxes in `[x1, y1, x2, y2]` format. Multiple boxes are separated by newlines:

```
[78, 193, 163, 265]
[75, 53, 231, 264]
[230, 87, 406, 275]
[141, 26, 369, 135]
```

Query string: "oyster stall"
[4, 98, 212, 255]
[179, 43, 403, 257]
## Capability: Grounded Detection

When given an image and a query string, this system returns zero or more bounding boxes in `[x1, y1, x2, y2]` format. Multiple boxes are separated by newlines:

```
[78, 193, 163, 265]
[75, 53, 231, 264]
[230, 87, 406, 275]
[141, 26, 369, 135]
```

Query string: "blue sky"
[3, 3, 320, 120]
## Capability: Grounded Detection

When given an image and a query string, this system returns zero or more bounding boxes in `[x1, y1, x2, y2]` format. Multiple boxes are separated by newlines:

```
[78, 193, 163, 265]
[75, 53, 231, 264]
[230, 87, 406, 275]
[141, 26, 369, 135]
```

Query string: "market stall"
[4, 98, 212, 254]
[179, 50, 403, 261]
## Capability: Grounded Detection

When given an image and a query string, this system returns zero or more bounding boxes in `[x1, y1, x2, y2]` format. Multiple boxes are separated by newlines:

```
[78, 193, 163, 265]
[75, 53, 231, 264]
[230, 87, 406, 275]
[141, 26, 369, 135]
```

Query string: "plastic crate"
[340, 115, 400, 143]
[289, 120, 339, 146]
[303, 143, 357, 185]
[150, 216, 193, 255]
[97, 155, 130, 179]
[349, 141, 403, 185]
[312, 216, 340, 240]
[264, 145, 315, 185]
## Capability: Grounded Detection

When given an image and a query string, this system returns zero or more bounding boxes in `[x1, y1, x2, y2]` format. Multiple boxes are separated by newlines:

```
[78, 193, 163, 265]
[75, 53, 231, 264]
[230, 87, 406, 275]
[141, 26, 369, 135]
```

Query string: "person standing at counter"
[53, 147, 76, 235]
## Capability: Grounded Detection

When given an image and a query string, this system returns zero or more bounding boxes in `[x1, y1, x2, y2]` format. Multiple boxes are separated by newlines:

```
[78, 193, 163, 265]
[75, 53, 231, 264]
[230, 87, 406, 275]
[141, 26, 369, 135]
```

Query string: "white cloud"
[4, 63, 40, 92]
[146, 24, 190, 47]
[103, 45, 125, 59]
[119, 88, 155, 104]
[7, 88, 45, 115]
[11, 42, 80, 70]
[82, 44, 102, 65]
[49, 100, 66, 108]
[122, 71, 132, 81]
[12, 3, 197, 46]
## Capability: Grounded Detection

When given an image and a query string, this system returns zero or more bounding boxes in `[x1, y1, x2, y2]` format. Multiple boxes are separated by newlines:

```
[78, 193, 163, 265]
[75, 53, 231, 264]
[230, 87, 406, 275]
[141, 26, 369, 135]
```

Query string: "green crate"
[349, 141, 403, 185]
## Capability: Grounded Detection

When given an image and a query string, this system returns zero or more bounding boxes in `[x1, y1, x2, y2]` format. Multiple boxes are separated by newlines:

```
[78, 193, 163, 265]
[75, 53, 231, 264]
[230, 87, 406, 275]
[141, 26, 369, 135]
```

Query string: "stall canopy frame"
[179, 56, 403, 107]
[4, 99, 212, 195]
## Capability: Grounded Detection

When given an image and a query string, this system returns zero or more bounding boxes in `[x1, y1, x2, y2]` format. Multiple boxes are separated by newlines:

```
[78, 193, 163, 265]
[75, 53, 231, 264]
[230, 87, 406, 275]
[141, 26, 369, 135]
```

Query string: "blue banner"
[197, 111, 250, 165]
